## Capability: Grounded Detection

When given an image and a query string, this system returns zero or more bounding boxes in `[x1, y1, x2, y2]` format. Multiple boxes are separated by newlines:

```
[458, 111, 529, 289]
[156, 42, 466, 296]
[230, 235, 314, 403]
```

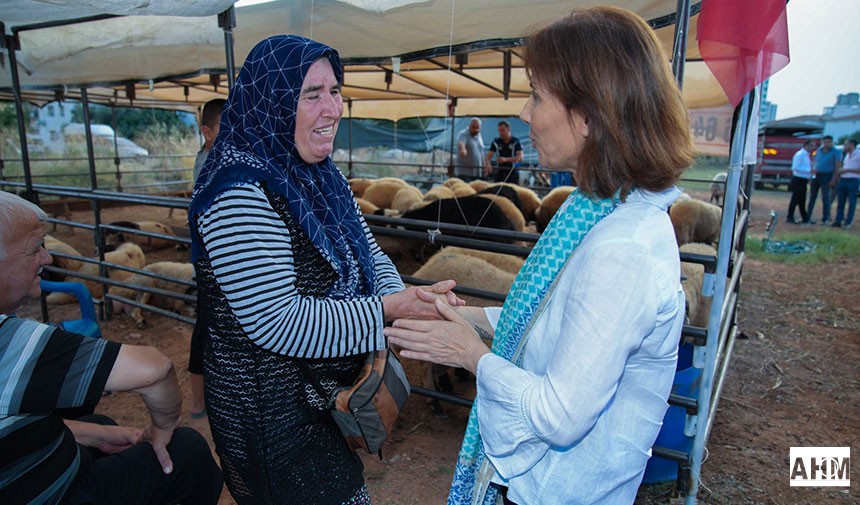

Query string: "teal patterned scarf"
[448, 188, 619, 505]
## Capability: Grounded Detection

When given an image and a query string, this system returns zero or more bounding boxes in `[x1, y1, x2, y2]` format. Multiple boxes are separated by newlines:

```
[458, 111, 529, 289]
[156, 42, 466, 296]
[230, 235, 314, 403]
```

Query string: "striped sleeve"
[0, 316, 120, 416]
[197, 184, 388, 358]
[353, 198, 405, 297]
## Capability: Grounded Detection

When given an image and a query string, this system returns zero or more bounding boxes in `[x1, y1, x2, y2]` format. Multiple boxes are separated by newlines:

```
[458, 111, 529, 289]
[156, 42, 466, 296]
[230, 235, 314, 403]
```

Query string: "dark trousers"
[493, 166, 516, 183]
[65, 415, 223, 505]
[807, 173, 833, 222]
[787, 176, 810, 222]
[834, 178, 860, 226]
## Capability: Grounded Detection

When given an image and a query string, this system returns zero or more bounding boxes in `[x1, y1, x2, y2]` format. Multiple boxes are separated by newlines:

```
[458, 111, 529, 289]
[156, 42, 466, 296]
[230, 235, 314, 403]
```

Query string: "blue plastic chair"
[39, 280, 102, 338]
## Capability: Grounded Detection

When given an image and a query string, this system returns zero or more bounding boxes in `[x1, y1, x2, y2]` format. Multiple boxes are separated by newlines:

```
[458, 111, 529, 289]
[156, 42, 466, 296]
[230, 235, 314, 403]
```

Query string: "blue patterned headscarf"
[189, 35, 376, 297]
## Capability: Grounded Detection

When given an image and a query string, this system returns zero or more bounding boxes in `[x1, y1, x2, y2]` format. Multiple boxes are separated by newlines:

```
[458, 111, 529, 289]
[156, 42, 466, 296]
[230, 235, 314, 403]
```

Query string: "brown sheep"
[109, 261, 196, 328]
[443, 177, 466, 188]
[476, 194, 525, 232]
[105, 221, 178, 251]
[363, 180, 411, 209]
[348, 178, 374, 198]
[355, 198, 379, 215]
[507, 183, 542, 223]
[390, 186, 424, 214]
[441, 246, 524, 274]
[44, 234, 83, 281]
[535, 186, 576, 233]
[47, 242, 146, 304]
[669, 199, 722, 247]
[679, 243, 717, 328]
[422, 185, 456, 203]
[468, 179, 491, 192]
[450, 182, 477, 198]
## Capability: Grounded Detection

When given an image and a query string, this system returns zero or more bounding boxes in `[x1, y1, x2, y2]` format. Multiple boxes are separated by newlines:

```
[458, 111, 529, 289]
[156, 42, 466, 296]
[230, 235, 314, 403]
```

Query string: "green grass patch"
[677, 155, 729, 192]
[745, 228, 860, 264]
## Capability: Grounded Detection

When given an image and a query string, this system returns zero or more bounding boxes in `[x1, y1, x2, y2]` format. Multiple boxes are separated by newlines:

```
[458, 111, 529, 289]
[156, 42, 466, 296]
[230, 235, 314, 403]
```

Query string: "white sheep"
[355, 197, 379, 215]
[105, 221, 178, 251]
[669, 199, 722, 247]
[709, 172, 728, 205]
[422, 185, 456, 203]
[44, 234, 83, 280]
[109, 261, 196, 328]
[47, 242, 146, 304]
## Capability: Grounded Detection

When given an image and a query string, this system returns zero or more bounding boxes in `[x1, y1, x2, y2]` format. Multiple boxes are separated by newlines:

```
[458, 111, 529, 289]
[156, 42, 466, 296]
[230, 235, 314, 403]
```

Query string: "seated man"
[0, 191, 222, 505]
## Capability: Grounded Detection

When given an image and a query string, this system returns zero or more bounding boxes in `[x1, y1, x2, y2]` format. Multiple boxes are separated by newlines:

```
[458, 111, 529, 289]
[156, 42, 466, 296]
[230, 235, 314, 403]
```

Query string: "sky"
[766, 0, 860, 120]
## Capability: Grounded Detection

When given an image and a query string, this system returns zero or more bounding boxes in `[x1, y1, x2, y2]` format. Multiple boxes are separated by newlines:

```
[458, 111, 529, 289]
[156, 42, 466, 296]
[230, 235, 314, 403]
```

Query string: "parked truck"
[754, 121, 822, 190]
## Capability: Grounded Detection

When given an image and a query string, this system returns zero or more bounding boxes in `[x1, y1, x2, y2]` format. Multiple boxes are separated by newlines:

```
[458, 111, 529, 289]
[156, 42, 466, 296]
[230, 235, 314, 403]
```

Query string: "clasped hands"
[384, 284, 491, 375]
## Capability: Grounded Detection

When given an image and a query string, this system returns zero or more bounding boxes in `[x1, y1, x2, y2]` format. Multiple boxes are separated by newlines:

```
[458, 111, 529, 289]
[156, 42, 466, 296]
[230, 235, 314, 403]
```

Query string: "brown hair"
[524, 6, 696, 199]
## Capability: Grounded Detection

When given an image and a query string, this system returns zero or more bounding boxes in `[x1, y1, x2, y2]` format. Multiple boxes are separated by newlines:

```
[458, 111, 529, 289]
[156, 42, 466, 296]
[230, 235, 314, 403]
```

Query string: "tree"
[837, 130, 860, 144]
[70, 104, 194, 140]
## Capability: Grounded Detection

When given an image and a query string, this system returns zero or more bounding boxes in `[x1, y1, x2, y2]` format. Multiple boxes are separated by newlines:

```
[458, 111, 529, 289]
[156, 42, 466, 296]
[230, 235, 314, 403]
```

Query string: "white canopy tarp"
[0, 0, 732, 152]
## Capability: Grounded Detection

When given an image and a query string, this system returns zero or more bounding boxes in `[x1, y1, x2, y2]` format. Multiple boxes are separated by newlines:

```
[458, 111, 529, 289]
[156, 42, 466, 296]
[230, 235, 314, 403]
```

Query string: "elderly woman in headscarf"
[188, 35, 460, 505]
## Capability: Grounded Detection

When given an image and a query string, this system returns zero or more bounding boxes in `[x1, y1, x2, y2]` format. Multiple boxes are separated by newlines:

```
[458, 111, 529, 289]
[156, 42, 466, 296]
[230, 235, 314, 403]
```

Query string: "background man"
[807, 134, 841, 224]
[192, 98, 226, 182]
[485, 120, 523, 183]
[830, 138, 859, 229]
[0, 191, 222, 505]
[787, 139, 814, 224]
[453, 117, 485, 181]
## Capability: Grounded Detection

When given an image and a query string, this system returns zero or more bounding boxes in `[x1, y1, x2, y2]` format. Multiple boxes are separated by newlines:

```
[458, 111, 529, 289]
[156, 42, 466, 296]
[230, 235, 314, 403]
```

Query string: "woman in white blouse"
[386, 7, 697, 505]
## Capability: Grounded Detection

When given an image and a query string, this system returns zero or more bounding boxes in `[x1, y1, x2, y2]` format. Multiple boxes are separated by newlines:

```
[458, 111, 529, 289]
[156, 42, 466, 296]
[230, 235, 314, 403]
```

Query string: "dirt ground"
[17, 187, 859, 504]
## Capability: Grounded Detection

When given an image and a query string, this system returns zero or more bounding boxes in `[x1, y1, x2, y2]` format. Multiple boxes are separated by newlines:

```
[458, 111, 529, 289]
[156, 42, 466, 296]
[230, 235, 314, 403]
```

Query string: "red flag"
[697, 0, 790, 107]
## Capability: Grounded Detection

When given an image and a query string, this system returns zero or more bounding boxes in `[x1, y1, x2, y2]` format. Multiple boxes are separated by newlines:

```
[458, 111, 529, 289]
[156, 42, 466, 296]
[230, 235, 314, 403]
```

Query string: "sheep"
[443, 177, 466, 188]
[504, 183, 541, 223]
[440, 246, 524, 274]
[476, 194, 525, 232]
[377, 195, 517, 263]
[46, 242, 146, 304]
[355, 197, 379, 215]
[362, 180, 412, 210]
[109, 261, 196, 328]
[348, 178, 374, 198]
[422, 185, 456, 203]
[450, 182, 477, 198]
[709, 172, 728, 205]
[535, 186, 576, 233]
[478, 184, 523, 214]
[468, 179, 491, 192]
[43, 234, 84, 281]
[105, 220, 178, 251]
[390, 186, 424, 214]
[679, 243, 717, 328]
[669, 199, 722, 247]
[409, 250, 516, 415]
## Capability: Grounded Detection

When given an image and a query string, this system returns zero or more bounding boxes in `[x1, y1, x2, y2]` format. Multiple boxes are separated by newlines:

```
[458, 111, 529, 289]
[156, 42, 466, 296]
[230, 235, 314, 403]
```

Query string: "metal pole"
[2, 28, 37, 203]
[80, 87, 110, 319]
[685, 91, 753, 505]
[110, 104, 122, 191]
[218, 7, 237, 90]
[671, 0, 692, 88]
[348, 100, 354, 178]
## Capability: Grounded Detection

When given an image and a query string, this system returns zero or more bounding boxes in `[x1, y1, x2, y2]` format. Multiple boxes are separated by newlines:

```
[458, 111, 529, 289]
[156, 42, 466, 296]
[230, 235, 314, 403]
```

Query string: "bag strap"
[295, 361, 334, 407]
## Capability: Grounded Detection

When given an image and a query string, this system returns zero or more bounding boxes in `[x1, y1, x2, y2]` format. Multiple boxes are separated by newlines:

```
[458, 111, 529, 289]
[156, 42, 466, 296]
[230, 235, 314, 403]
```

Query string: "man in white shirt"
[830, 138, 859, 229]
[787, 139, 815, 224]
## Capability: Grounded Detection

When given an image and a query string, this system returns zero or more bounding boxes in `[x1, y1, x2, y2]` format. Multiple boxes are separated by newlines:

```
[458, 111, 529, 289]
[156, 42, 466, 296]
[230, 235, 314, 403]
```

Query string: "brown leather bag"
[302, 349, 411, 456]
